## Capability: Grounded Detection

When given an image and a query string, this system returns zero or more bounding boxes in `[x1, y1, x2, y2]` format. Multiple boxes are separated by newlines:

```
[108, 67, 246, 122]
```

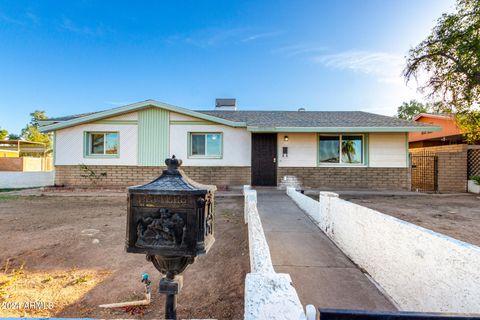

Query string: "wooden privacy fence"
[0, 157, 53, 172]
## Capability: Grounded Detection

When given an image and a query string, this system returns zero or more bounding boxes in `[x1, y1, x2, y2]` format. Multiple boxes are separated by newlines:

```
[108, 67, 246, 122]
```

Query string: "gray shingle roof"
[197, 110, 432, 128]
[45, 106, 435, 129]
[47, 111, 102, 122]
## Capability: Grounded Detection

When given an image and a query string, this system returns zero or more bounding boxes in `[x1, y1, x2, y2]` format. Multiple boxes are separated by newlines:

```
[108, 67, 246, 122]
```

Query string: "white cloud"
[166, 28, 282, 47]
[61, 17, 110, 36]
[273, 44, 328, 57]
[314, 50, 406, 84]
[242, 31, 283, 42]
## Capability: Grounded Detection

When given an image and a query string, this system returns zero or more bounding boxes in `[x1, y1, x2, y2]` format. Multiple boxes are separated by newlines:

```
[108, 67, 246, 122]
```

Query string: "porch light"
[284, 135, 289, 141]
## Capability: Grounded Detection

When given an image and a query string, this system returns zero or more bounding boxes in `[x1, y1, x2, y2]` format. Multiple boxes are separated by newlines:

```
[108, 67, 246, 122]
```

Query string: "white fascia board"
[246, 126, 443, 133]
[39, 100, 246, 132]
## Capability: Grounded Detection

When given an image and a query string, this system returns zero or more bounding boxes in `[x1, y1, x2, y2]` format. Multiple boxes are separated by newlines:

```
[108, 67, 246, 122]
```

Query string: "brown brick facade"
[54, 165, 251, 189]
[437, 152, 467, 192]
[410, 145, 469, 192]
[55, 165, 410, 190]
[277, 167, 410, 190]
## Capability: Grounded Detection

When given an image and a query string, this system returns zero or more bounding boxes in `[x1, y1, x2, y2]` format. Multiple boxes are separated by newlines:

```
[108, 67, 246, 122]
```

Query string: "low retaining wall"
[243, 186, 314, 320]
[287, 188, 480, 313]
[0, 171, 55, 188]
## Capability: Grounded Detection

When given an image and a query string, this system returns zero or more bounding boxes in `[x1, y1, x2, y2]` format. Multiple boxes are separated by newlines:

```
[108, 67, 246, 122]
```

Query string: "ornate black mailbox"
[126, 155, 215, 319]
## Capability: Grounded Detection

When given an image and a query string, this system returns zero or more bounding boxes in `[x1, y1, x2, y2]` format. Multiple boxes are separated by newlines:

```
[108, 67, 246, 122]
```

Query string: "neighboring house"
[39, 99, 439, 190]
[0, 140, 53, 172]
[409, 113, 464, 148]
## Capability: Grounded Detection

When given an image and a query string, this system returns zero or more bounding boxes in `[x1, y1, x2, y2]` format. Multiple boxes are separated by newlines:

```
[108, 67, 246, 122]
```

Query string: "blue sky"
[0, 0, 454, 134]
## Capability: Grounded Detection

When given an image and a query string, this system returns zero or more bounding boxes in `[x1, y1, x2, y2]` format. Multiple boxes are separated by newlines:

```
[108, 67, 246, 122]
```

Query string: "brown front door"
[251, 133, 277, 186]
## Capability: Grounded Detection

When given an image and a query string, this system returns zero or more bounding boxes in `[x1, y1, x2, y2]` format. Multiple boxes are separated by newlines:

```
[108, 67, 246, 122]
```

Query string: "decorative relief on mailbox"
[136, 209, 186, 247]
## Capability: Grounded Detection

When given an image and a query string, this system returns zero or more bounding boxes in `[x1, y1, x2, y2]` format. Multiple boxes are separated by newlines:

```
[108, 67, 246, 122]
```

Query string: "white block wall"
[243, 187, 308, 320]
[0, 171, 55, 188]
[287, 188, 480, 313]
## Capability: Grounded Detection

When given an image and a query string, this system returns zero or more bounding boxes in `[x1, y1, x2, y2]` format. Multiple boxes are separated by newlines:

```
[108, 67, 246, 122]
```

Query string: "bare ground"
[340, 193, 480, 247]
[0, 192, 248, 319]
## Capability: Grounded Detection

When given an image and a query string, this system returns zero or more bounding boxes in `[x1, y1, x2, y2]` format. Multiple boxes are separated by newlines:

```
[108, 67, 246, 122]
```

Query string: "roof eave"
[412, 113, 453, 121]
[246, 126, 443, 133]
[39, 100, 246, 133]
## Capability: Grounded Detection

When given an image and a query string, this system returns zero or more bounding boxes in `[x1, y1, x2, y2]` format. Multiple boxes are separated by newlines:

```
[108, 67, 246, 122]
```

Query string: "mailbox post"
[126, 156, 216, 319]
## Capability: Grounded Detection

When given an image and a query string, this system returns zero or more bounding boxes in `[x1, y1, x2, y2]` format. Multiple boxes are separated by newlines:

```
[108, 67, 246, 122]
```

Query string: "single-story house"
[409, 113, 465, 148]
[39, 99, 440, 190]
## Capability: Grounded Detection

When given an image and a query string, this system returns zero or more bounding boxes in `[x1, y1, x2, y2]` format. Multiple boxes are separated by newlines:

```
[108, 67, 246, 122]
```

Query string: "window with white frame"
[86, 132, 119, 156]
[189, 133, 222, 158]
[318, 134, 364, 165]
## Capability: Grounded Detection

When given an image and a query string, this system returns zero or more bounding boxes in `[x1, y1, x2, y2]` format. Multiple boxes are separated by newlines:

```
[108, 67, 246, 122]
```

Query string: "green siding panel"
[138, 108, 170, 166]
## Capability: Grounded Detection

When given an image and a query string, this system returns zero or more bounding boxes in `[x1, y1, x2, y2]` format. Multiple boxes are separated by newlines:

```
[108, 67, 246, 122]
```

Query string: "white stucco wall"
[369, 132, 407, 167]
[55, 123, 138, 165]
[277, 133, 317, 167]
[169, 123, 251, 166]
[169, 112, 198, 121]
[108, 112, 138, 120]
[287, 188, 480, 313]
[278, 132, 407, 168]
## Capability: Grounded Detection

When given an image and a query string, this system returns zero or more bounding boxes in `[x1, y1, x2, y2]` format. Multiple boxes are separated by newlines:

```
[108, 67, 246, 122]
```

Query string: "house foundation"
[55, 165, 410, 190]
[54, 165, 251, 189]
[277, 167, 410, 190]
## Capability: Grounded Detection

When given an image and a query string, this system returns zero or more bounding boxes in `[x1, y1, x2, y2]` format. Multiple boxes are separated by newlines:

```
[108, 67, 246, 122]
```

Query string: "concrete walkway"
[256, 189, 396, 311]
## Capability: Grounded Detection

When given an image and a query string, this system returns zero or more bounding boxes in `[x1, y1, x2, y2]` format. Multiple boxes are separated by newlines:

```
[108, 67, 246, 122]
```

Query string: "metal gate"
[410, 151, 438, 192]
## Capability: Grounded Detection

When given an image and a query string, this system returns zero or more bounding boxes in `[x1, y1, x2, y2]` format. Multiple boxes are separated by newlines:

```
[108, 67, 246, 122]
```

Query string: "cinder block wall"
[54, 165, 251, 189]
[277, 167, 410, 190]
[409, 145, 469, 192]
[410, 144, 468, 153]
[437, 152, 468, 192]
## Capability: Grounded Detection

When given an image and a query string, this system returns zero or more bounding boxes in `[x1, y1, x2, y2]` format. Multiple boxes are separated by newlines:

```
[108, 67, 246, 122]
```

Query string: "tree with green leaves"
[341, 140, 356, 163]
[8, 133, 20, 140]
[0, 127, 7, 140]
[396, 100, 451, 120]
[396, 100, 429, 120]
[404, 0, 480, 142]
[21, 110, 52, 149]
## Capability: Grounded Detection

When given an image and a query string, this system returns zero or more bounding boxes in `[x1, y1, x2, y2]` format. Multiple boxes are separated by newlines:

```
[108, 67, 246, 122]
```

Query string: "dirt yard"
[340, 193, 480, 247]
[0, 191, 248, 319]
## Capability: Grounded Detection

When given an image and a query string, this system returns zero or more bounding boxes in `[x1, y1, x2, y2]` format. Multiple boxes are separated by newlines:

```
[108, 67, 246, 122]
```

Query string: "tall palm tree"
[342, 140, 356, 163]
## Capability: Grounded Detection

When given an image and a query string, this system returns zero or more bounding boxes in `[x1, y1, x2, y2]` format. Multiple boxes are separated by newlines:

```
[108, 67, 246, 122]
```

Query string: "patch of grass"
[0, 187, 39, 193]
[0, 195, 19, 202]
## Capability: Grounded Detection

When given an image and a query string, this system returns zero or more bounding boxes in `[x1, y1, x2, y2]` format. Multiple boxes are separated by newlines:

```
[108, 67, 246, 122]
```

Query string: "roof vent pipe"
[215, 98, 236, 111]
[298, 107, 306, 112]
